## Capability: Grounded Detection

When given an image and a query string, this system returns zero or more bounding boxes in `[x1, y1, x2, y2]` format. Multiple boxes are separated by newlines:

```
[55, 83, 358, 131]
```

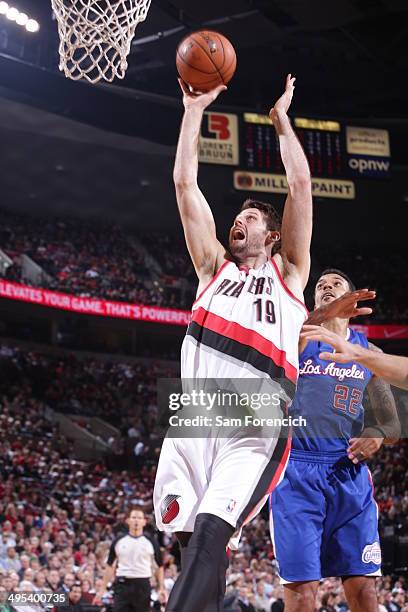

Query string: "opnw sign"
[233, 171, 355, 200]
[346, 126, 391, 178]
[199, 112, 239, 165]
[348, 156, 390, 177]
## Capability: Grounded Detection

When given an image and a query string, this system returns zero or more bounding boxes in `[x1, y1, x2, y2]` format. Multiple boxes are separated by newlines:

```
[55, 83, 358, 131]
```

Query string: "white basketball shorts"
[153, 429, 290, 545]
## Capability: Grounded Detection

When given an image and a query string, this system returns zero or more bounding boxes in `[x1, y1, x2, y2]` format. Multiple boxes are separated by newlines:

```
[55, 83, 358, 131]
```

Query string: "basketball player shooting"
[153, 74, 312, 612]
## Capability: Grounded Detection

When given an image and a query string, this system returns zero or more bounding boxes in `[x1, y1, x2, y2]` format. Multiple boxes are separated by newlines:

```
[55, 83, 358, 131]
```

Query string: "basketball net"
[50, 0, 152, 84]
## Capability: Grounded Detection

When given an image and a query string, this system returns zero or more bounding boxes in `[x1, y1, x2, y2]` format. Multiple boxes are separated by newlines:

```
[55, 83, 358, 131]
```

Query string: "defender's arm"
[364, 343, 401, 444]
[347, 347, 401, 462]
[299, 289, 376, 354]
[301, 325, 408, 391]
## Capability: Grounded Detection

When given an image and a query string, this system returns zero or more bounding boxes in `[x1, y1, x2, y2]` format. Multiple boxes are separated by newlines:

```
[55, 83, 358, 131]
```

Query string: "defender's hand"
[269, 74, 296, 121]
[178, 78, 227, 110]
[347, 434, 383, 464]
[300, 325, 357, 363]
[319, 289, 375, 321]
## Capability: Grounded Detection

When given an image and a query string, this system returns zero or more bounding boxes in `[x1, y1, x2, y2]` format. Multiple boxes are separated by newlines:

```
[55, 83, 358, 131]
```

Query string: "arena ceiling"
[0, 0, 407, 243]
[1, 0, 408, 118]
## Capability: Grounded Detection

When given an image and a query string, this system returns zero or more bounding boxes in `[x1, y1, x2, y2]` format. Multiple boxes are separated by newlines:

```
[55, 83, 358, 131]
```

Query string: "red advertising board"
[1, 281, 407, 339]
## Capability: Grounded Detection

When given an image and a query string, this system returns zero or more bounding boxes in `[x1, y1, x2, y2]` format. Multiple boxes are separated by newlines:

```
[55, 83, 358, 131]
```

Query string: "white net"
[50, 0, 152, 84]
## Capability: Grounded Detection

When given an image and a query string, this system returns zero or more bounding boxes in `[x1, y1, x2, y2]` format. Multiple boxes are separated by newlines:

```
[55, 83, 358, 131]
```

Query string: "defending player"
[153, 74, 312, 612]
[270, 269, 401, 612]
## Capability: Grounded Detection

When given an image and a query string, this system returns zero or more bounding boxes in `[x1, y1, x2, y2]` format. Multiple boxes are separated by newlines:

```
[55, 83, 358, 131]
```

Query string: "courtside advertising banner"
[0, 280, 190, 326]
[1, 281, 407, 339]
[199, 112, 239, 165]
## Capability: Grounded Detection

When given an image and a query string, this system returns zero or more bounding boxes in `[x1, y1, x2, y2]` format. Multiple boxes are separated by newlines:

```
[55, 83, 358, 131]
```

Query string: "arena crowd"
[1, 209, 407, 322]
[0, 341, 407, 611]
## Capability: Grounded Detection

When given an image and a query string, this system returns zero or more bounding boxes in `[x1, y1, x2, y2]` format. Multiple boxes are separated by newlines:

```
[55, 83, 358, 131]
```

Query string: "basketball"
[176, 30, 237, 92]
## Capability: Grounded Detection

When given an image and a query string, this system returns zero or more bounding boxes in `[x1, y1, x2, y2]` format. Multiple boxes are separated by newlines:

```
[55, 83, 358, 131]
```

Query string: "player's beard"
[229, 233, 264, 259]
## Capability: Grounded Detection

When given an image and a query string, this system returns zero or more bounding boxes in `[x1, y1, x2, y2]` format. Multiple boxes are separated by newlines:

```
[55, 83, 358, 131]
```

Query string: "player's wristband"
[370, 425, 387, 438]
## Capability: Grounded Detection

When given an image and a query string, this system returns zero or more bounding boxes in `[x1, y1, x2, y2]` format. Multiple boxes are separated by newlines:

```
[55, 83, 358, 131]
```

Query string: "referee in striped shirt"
[95, 506, 165, 612]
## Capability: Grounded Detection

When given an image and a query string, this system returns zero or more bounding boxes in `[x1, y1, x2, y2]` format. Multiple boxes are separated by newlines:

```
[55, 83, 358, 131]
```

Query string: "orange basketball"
[176, 30, 236, 92]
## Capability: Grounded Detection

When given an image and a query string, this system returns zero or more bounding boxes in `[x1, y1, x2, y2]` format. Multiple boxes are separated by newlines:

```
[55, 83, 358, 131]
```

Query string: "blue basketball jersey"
[290, 328, 373, 454]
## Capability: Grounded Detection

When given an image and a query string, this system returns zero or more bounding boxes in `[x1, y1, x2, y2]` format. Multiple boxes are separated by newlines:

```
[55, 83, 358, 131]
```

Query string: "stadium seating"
[0, 342, 407, 610]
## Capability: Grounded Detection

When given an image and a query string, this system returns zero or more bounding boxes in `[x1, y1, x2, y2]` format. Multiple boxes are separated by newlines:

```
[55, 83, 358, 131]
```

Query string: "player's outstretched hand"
[300, 325, 358, 363]
[178, 78, 227, 110]
[317, 289, 376, 323]
[269, 74, 296, 122]
[347, 433, 383, 464]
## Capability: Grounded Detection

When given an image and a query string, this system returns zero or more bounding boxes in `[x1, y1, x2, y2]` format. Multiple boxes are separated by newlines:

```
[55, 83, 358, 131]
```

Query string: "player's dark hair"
[318, 268, 356, 292]
[241, 199, 281, 232]
[240, 198, 281, 254]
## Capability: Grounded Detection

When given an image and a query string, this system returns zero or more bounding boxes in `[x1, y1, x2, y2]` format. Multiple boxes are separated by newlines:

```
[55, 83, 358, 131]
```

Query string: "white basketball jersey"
[181, 258, 307, 396]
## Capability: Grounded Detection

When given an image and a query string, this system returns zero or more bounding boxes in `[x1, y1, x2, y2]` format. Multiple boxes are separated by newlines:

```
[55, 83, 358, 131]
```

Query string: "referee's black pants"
[113, 577, 151, 612]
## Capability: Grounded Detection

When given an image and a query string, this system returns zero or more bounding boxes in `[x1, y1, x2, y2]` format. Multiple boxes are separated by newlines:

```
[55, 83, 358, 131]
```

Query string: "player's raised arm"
[173, 79, 226, 287]
[270, 75, 312, 290]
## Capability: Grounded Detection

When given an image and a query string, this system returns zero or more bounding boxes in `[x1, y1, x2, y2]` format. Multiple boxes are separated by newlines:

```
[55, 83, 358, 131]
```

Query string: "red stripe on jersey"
[191, 306, 298, 383]
[192, 260, 231, 307]
[270, 258, 309, 316]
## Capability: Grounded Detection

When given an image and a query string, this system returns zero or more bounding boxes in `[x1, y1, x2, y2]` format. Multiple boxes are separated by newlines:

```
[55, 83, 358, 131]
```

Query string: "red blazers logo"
[160, 494, 180, 524]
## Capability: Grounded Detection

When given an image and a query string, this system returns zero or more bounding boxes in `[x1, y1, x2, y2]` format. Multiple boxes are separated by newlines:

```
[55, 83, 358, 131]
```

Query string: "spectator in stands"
[0, 549, 20, 573]
[0, 341, 407, 611]
[2, 208, 407, 318]
[59, 583, 85, 612]
[60, 573, 75, 594]
[253, 579, 270, 611]
[0, 584, 12, 612]
[46, 569, 60, 592]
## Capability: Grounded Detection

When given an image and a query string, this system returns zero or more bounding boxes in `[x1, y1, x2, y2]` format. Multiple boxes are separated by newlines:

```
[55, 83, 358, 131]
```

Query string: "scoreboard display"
[242, 114, 344, 178]
[199, 111, 391, 199]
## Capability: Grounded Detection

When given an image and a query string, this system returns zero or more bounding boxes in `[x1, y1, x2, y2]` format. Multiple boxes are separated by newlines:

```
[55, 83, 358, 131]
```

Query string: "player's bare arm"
[299, 288, 376, 354]
[347, 346, 400, 463]
[173, 79, 227, 291]
[301, 325, 408, 390]
[364, 348, 400, 440]
[305, 289, 376, 326]
[270, 74, 312, 297]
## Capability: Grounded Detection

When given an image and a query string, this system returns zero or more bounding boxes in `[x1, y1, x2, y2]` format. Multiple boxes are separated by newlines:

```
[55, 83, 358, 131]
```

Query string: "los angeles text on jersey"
[168, 415, 307, 427]
[300, 359, 366, 381]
